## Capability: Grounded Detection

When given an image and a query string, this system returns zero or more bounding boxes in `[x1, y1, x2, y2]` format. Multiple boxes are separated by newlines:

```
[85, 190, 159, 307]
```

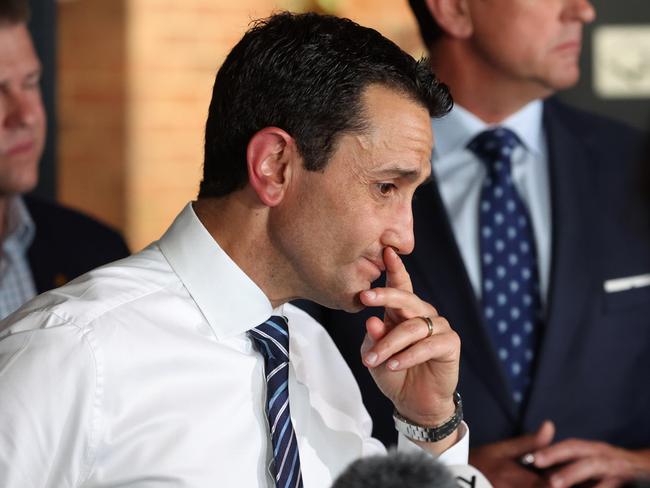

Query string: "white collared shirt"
[0, 203, 468, 487]
[431, 102, 552, 304]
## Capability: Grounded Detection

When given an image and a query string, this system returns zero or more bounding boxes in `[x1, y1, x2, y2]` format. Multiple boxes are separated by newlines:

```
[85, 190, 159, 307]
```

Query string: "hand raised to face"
[359, 246, 461, 451]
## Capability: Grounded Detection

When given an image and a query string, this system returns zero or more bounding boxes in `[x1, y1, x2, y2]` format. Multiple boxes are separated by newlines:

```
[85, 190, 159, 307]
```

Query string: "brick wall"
[58, 0, 127, 235]
[58, 0, 424, 250]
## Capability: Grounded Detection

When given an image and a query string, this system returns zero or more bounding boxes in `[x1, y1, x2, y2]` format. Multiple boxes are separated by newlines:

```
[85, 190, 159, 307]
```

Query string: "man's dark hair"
[331, 450, 458, 488]
[199, 11, 452, 198]
[408, 0, 443, 48]
[0, 0, 30, 26]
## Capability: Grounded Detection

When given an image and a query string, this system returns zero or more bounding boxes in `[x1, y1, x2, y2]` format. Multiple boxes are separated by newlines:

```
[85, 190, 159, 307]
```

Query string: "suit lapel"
[524, 102, 598, 422]
[406, 181, 518, 421]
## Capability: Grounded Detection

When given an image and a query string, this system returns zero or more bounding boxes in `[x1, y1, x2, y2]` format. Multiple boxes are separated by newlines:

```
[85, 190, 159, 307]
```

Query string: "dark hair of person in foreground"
[199, 11, 452, 198]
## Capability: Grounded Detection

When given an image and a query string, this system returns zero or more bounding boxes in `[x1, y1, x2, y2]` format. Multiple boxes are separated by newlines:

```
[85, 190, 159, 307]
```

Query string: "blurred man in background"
[301, 0, 650, 486]
[0, 0, 129, 319]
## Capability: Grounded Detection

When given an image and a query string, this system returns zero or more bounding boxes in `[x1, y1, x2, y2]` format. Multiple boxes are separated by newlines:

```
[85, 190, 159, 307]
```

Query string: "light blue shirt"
[431, 101, 552, 305]
[0, 196, 36, 319]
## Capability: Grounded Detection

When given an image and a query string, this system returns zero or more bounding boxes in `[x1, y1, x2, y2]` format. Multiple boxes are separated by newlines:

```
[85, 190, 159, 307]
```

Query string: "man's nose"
[563, 0, 596, 24]
[4, 90, 38, 128]
[384, 205, 415, 256]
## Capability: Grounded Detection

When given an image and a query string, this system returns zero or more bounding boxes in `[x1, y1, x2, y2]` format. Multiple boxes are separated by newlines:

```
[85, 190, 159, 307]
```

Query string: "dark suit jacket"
[297, 99, 650, 449]
[25, 196, 130, 293]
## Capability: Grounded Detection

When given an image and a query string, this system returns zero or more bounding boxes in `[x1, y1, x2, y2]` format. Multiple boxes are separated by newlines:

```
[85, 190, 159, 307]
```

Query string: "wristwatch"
[393, 391, 463, 442]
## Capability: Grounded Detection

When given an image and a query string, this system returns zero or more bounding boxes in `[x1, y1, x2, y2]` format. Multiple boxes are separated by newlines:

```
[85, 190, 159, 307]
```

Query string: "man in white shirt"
[0, 11, 474, 487]
[303, 1, 650, 487]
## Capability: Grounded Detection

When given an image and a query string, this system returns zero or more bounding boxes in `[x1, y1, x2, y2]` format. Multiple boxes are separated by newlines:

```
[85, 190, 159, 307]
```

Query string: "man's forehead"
[362, 137, 433, 184]
[0, 24, 39, 69]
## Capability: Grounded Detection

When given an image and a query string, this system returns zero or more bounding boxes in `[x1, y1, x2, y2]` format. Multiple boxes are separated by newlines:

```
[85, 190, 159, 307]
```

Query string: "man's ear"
[246, 127, 296, 207]
[425, 0, 473, 39]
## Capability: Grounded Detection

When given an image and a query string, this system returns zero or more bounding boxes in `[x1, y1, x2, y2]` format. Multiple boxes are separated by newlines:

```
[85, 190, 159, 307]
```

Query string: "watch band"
[393, 391, 463, 443]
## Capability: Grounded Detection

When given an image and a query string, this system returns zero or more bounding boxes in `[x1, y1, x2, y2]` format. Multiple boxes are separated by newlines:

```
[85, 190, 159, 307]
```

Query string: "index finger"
[533, 439, 602, 469]
[384, 247, 413, 293]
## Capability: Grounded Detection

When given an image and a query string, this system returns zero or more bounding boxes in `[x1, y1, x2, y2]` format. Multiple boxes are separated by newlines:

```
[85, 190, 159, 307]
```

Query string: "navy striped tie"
[249, 316, 304, 488]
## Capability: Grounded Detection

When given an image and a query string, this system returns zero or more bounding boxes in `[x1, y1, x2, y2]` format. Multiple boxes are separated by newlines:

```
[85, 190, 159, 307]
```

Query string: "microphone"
[331, 450, 459, 488]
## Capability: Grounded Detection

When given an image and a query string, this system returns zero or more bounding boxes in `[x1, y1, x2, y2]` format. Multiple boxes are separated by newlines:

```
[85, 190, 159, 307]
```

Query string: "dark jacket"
[297, 99, 650, 449]
[25, 196, 130, 293]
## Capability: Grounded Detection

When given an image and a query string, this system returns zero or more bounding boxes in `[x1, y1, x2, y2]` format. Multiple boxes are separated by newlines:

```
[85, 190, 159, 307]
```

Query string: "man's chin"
[339, 292, 366, 313]
[310, 287, 368, 313]
[547, 64, 580, 91]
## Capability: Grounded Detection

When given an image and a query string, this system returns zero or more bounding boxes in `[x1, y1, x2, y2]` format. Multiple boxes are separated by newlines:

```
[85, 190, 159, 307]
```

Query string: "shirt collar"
[2, 196, 35, 255]
[158, 203, 273, 341]
[431, 100, 544, 160]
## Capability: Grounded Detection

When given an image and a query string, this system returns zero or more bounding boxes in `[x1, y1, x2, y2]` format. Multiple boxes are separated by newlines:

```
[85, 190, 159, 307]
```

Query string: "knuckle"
[371, 338, 392, 358]
[376, 338, 394, 356]
[449, 330, 461, 349]
[439, 329, 460, 348]
[594, 441, 609, 452]
[433, 316, 450, 330]
[374, 288, 387, 300]
[396, 349, 414, 366]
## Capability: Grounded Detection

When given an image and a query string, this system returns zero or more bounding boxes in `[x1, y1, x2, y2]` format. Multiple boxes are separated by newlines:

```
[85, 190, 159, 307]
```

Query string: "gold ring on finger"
[420, 316, 434, 338]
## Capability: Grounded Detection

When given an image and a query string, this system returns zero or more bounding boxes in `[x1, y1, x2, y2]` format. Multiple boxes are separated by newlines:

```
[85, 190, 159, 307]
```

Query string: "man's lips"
[554, 40, 581, 53]
[363, 256, 386, 280]
[5, 140, 35, 156]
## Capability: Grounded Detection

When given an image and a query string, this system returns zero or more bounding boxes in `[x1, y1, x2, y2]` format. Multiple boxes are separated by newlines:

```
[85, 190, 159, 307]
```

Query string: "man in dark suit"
[300, 0, 650, 486]
[0, 0, 129, 319]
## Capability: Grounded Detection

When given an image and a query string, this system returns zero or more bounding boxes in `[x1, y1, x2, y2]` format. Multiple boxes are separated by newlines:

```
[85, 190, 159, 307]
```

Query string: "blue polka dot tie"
[249, 316, 304, 488]
[468, 128, 541, 409]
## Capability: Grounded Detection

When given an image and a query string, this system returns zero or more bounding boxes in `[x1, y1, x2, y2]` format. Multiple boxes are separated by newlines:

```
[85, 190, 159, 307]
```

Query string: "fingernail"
[365, 352, 378, 366]
[388, 359, 399, 370]
[364, 290, 376, 300]
[550, 476, 563, 488]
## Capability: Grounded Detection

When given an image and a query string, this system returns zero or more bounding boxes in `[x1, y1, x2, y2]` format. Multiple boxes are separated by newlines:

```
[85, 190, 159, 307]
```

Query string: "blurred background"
[30, 0, 650, 251]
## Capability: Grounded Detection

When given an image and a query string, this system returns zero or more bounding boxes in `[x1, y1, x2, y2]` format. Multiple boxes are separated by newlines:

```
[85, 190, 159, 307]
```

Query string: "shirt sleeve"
[397, 421, 470, 465]
[0, 313, 99, 488]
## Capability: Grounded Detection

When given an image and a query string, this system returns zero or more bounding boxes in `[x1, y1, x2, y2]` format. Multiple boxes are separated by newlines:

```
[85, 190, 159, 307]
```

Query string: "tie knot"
[468, 127, 521, 175]
[249, 315, 290, 362]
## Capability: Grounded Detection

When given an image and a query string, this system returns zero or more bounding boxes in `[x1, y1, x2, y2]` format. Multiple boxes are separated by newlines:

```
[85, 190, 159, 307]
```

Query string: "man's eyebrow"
[0, 67, 42, 87]
[23, 66, 42, 80]
[370, 166, 423, 181]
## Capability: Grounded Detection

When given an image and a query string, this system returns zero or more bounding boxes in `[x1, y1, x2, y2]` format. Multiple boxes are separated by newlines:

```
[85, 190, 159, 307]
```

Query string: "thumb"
[534, 420, 555, 448]
[360, 316, 386, 356]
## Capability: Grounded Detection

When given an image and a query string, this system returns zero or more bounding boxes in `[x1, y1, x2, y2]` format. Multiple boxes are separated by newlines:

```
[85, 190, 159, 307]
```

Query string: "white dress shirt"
[0, 203, 468, 488]
[431, 102, 552, 305]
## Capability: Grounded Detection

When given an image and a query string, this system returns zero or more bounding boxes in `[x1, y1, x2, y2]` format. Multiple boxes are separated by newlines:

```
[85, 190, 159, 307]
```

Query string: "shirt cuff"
[397, 421, 469, 465]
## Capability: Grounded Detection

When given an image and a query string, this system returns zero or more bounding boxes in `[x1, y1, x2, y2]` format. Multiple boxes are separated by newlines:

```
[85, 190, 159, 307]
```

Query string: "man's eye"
[23, 74, 41, 89]
[377, 183, 396, 195]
